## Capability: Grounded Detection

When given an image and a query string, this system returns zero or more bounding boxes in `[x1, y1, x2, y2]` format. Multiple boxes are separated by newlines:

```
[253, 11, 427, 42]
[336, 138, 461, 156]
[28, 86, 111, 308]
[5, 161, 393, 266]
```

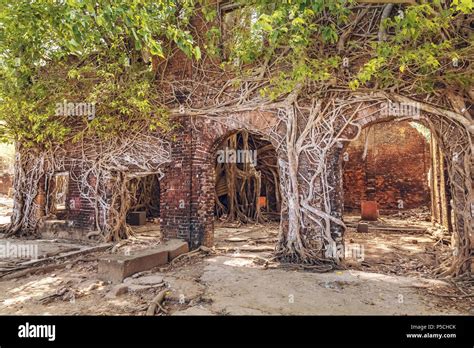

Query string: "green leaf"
[149, 41, 164, 58]
[194, 46, 201, 60]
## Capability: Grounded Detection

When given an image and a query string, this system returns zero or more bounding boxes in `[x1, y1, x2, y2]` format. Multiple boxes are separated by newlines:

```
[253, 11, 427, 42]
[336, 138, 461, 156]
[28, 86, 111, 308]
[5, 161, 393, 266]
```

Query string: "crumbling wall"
[343, 121, 430, 212]
[0, 174, 13, 195]
[159, 112, 280, 249]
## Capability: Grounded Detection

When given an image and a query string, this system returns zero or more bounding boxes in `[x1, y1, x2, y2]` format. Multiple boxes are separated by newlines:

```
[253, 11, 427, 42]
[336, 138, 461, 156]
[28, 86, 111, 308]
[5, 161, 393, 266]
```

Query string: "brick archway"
[160, 111, 282, 249]
[330, 106, 471, 274]
[159, 100, 470, 274]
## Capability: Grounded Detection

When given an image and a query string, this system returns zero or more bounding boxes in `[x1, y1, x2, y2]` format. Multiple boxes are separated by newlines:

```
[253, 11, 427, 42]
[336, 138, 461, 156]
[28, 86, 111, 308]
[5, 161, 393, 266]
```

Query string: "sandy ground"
[0, 249, 470, 316]
[0, 216, 472, 315]
[186, 256, 461, 315]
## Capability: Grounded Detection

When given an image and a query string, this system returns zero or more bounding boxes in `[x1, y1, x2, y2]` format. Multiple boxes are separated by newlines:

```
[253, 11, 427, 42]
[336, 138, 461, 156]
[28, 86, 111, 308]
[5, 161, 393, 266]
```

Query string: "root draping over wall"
[6, 89, 472, 277]
[6, 127, 171, 242]
[214, 130, 280, 223]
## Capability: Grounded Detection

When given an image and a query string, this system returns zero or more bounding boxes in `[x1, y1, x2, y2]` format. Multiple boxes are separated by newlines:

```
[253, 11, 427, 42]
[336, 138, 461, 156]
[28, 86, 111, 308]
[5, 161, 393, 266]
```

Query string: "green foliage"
[452, 0, 474, 13]
[0, 0, 201, 147]
[221, 0, 353, 95]
[222, 0, 472, 97]
[0, 0, 472, 149]
[349, 2, 473, 92]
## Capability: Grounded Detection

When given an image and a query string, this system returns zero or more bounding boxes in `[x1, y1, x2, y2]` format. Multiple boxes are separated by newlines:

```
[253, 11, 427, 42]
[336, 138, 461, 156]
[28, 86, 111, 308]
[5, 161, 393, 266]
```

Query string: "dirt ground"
[0, 209, 472, 315]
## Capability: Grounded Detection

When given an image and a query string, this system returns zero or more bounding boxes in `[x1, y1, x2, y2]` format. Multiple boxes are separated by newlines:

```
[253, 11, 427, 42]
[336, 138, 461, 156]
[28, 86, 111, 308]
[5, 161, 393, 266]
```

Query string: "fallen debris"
[0, 244, 112, 279]
[170, 246, 212, 266]
[146, 289, 169, 316]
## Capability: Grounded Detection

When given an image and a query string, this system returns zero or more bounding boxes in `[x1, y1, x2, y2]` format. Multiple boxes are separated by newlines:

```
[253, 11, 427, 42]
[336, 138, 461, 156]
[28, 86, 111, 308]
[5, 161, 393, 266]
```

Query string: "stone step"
[98, 239, 189, 283]
[39, 220, 91, 241]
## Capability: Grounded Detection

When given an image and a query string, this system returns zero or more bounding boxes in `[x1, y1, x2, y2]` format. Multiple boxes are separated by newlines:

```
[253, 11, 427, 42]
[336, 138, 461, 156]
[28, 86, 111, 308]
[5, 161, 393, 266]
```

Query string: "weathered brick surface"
[342, 121, 430, 212]
[159, 112, 280, 249]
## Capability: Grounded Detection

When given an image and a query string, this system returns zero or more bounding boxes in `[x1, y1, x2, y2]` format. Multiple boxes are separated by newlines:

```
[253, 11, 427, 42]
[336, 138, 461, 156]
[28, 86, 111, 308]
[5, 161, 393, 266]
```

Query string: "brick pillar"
[160, 121, 215, 248]
[189, 139, 214, 248]
[160, 124, 193, 241]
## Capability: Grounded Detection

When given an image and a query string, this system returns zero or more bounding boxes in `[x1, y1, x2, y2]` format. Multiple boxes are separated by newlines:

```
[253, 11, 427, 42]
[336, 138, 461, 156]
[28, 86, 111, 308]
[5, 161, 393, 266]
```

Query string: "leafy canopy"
[221, 0, 473, 97]
[0, 0, 201, 147]
[0, 0, 472, 147]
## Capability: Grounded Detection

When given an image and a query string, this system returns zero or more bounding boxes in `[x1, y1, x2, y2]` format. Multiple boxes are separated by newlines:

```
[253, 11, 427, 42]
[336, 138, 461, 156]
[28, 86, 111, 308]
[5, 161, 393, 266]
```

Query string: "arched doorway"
[211, 129, 281, 250]
[335, 106, 471, 277]
[341, 120, 447, 275]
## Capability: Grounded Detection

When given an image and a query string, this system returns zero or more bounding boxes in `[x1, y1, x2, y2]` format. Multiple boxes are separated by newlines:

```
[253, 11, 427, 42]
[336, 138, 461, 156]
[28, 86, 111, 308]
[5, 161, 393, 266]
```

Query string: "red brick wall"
[159, 120, 195, 243]
[0, 173, 12, 195]
[159, 112, 281, 248]
[342, 121, 431, 212]
[160, 119, 242, 248]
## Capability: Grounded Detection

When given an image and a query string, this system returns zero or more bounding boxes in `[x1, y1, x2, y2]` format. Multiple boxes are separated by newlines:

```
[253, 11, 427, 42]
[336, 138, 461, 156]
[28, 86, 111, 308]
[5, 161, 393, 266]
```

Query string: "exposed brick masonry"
[343, 121, 431, 212]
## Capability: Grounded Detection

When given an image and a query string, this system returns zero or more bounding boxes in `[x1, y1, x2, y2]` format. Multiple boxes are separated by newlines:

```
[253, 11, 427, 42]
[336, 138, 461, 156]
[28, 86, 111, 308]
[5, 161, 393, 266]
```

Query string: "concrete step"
[98, 239, 188, 283]
[39, 220, 90, 240]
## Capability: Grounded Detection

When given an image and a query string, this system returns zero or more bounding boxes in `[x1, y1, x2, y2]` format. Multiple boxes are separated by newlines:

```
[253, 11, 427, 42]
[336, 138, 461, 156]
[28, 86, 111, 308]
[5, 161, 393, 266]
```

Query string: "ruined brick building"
[9, 1, 472, 276]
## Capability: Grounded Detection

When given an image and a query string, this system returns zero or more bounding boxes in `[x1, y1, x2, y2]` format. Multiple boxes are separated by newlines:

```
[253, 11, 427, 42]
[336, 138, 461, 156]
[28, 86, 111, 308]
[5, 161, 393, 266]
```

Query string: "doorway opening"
[213, 130, 281, 252]
[342, 120, 453, 276]
[125, 174, 161, 238]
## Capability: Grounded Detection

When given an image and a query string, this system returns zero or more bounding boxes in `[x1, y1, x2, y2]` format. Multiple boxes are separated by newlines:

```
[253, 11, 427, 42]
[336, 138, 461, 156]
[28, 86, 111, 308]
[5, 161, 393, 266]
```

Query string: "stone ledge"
[98, 239, 189, 283]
